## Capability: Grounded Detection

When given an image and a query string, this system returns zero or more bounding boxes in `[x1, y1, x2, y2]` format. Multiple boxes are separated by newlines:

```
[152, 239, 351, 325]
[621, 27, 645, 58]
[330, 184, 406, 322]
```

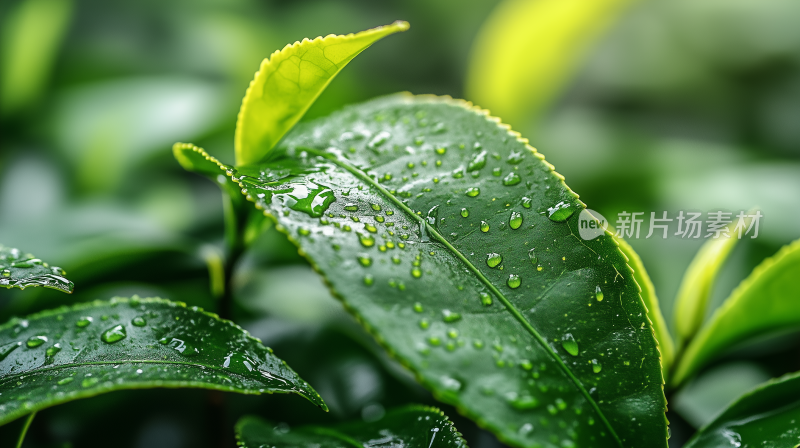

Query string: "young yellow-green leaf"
[672, 239, 800, 387]
[684, 371, 800, 448]
[234, 21, 410, 166]
[0, 244, 73, 293]
[673, 227, 741, 348]
[179, 94, 668, 448]
[236, 405, 466, 448]
[0, 296, 325, 425]
[616, 238, 674, 380]
[466, 0, 634, 128]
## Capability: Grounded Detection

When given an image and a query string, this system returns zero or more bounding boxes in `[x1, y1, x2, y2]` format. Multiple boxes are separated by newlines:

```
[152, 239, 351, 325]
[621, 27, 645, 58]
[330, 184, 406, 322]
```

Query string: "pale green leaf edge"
[673, 238, 800, 387]
[234, 21, 410, 166]
[176, 93, 669, 448]
[0, 296, 327, 425]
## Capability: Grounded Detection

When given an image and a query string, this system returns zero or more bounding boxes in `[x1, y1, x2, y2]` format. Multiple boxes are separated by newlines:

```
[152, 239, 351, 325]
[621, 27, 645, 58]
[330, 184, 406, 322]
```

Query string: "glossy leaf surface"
[237, 405, 466, 448]
[616, 238, 673, 379]
[673, 239, 800, 386]
[0, 296, 325, 425]
[235, 21, 409, 166]
[180, 94, 667, 447]
[673, 227, 740, 347]
[0, 244, 73, 293]
[685, 371, 800, 448]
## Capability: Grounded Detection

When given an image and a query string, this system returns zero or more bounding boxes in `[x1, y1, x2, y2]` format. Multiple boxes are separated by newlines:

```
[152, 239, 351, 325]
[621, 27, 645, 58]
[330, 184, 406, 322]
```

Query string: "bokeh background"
[2, 0, 800, 447]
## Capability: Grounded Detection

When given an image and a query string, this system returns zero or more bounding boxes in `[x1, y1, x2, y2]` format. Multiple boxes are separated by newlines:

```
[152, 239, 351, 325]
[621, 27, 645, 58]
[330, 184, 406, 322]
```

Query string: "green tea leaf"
[684, 371, 800, 448]
[672, 226, 740, 348]
[0, 296, 325, 425]
[466, 0, 634, 127]
[234, 21, 409, 166]
[0, 244, 73, 293]
[616, 238, 674, 379]
[672, 239, 800, 387]
[236, 405, 466, 448]
[180, 94, 667, 447]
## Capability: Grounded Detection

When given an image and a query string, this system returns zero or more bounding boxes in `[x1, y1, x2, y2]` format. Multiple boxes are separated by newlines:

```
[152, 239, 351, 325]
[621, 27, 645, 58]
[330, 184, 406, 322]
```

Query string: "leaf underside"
[234, 21, 409, 166]
[0, 296, 325, 425]
[179, 94, 666, 448]
[673, 238, 800, 387]
[0, 244, 74, 293]
[236, 405, 467, 448]
[685, 371, 800, 448]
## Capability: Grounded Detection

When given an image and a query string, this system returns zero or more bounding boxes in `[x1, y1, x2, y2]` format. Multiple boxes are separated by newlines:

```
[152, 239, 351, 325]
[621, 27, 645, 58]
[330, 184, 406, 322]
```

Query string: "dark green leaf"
[179, 94, 667, 447]
[0, 296, 325, 425]
[0, 244, 73, 293]
[672, 238, 800, 387]
[685, 371, 800, 448]
[236, 405, 466, 448]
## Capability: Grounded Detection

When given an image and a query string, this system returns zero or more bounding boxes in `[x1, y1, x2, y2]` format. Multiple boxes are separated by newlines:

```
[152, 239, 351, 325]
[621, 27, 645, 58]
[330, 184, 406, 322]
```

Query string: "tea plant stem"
[16, 411, 36, 448]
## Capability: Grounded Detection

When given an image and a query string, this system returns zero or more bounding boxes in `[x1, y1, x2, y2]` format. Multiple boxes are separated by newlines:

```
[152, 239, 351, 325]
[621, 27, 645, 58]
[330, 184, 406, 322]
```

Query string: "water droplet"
[419, 319, 430, 329]
[1, 269, 10, 277]
[507, 151, 524, 164]
[26, 336, 47, 348]
[414, 302, 424, 313]
[468, 151, 487, 171]
[592, 359, 602, 373]
[0, 341, 22, 361]
[101, 325, 127, 344]
[480, 292, 493, 306]
[356, 254, 373, 267]
[428, 336, 441, 346]
[480, 221, 489, 232]
[298, 227, 310, 236]
[363, 274, 374, 286]
[371, 204, 381, 211]
[267, 181, 336, 217]
[595, 286, 604, 302]
[460, 208, 469, 218]
[76, 317, 93, 328]
[510, 211, 523, 229]
[509, 394, 539, 410]
[436, 147, 447, 155]
[411, 267, 422, 278]
[522, 197, 532, 209]
[442, 310, 462, 323]
[368, 131, 391, 148]
[447, 329, 458, 339]
[358, 233, 375, 247]
[57, 377, 74, 385]
[528, 249, 537, 264]
[465, 187, 480, 197]
[81, 377, 99, 388]
[132, 316, 147, 327]
[547, 201, 576, 222]
[486, 253, 502, 268]
[507, 274, 521, 289]
[561, 333, 579, 356]
[344, 203, 359, 212]
[503, 172, 521, 186]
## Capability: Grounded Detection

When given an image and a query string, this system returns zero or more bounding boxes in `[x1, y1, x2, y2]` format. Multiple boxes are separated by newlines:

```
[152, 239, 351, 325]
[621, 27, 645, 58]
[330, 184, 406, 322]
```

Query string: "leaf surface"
[684, 371, 800, 448]
[616, 238, 673, 379]
[235, 21, 409, 166]
[236, 405, 466, 448]
[0, 244, 73, 293]
[466, 0, 634, 127]
[672, 227, 740, 348]
[180, 94, 667, 448]
[673, 239, 800, 387]
[0, 296, 325, 425]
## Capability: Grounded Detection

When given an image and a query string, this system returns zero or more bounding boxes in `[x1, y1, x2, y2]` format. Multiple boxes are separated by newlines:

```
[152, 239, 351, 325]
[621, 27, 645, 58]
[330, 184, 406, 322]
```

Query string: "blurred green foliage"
[3, 0, 800, 447]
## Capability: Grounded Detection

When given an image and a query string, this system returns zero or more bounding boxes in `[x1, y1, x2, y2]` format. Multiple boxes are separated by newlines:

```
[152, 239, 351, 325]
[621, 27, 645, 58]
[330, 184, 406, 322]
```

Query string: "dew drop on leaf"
[442, 310, 462, 323]
[480, 292, 493, 306]
[592, 359, 602, 373]
[528, 249, 537, 264]
[413, 302, 424, 313]
[510, 211, 523, 229]
[486, 253, 502, 268]
[358, 233, 375, 247]
[26, 336, 47, 348]
[357, 254, 372, 267]
[363, 274, 374, 286]
[411, 267, 422, 278]
[101, 325, 127, 344]
[132, 316, 147, 327]
[521, 197, 532, 209]
[480, 221, 489, 232]
[460, 208, 469, 218]
[0, 341, 21, 361]
[507, 274, 521, 289]
[46, 343, 61, 357]
[547, 201, 576, 222]
[595, 286, 604, 302]
[562, 333, 579, 356]
[465, 187, 480, 197]
[344, 203, 359, 212]
[468, 151, 487, 171]
[503, 172, 521, 186]
[76, 317, 93, 328]
[57, 377, 74, 385]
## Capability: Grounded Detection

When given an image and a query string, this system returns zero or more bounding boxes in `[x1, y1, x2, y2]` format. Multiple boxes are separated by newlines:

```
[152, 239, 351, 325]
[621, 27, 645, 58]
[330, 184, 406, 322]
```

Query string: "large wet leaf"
[672, 225, 740, 348]
[0, 244, 73, 293]
[236, 405, 466, 448]
[0, 296, 325, 425]
[178, 94, 667, 447]
[616, 238, 674, 379]
[684, 371, 800, 448]
[234, 21, 409, 166]
[672, 239, 800, 387]
[466, 0, 635, 128]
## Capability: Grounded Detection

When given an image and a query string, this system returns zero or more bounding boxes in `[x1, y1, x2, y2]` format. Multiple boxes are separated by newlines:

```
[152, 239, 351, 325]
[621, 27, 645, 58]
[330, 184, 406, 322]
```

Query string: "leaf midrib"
[299, 147, 624, 447]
